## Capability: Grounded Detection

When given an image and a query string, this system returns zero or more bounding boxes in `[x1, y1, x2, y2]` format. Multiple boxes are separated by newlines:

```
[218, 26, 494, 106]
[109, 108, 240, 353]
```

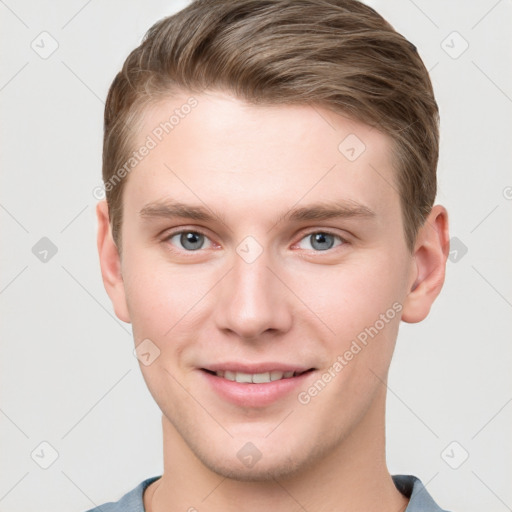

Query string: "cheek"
[292, 253, 405, 337]
[123, 256, 201, 328]
[289, 252, 406, 395]
[122, 256, 223, 373]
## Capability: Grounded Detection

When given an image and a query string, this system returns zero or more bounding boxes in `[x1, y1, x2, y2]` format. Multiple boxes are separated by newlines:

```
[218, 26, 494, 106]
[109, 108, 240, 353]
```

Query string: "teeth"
[224, 370, 236, 381]
[235, 372, 253, 383]
[270, 370, 285, 381]
[217, 370, 299, 383]
[252, 372, 270, 383]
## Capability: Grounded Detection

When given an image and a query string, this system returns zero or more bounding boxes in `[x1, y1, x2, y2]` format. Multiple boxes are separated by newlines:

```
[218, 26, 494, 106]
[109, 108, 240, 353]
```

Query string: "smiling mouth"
[201, 368, 314, 384]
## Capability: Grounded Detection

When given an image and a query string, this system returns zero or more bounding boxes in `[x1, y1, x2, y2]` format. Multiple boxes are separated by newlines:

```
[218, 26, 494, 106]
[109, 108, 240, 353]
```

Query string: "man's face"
[111, 90, 417, 480]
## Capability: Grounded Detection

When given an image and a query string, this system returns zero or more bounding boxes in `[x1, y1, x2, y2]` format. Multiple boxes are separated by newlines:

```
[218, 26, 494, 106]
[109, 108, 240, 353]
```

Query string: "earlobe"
[96, 201, 131, 323]
[401, 205, 450, 323]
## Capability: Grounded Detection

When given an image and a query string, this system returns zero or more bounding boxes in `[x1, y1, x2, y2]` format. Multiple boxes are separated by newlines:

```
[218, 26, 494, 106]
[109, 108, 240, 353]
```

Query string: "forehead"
[124, 90, 400, 226]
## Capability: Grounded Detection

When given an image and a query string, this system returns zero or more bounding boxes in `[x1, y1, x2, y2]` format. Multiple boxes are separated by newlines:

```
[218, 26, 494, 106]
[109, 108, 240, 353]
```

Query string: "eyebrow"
[139, 199, 376, 225]
[284, 202, 376, 222]
[140, 201, 217, 222]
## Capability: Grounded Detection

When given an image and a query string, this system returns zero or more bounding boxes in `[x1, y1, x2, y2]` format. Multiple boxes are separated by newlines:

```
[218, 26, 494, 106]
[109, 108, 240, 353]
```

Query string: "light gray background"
[1, 1, 511, 511]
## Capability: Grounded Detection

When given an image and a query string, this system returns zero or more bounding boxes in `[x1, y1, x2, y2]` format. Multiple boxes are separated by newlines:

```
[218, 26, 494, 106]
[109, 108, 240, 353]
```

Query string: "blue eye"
[297, 232, 344, 251]
[165, 230, 344, 253]
[169, 231, 212, 251]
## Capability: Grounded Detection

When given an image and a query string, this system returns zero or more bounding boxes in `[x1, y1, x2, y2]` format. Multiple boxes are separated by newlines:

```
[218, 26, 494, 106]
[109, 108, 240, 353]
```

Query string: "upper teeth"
[216, 370, 296, 383]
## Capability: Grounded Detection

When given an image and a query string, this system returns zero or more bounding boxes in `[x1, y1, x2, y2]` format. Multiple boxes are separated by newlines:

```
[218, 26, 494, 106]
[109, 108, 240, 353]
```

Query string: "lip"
[199, 365, 315, 408]
[202, 362, 312, 374]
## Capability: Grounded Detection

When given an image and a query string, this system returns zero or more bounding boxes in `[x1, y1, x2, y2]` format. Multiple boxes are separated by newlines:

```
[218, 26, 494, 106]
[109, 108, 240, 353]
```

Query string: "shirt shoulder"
[392, 474, 453, 512]
[84, 474, 451, 511]
[83, 476, 161, 512]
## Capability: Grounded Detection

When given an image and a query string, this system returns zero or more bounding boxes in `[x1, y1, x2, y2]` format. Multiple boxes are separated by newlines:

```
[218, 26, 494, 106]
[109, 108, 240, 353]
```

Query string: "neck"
[145, 386, 408, 512]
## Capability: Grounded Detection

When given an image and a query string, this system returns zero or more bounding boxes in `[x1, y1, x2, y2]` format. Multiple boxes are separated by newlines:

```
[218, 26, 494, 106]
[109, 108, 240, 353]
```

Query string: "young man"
[91, 0, 451, 510]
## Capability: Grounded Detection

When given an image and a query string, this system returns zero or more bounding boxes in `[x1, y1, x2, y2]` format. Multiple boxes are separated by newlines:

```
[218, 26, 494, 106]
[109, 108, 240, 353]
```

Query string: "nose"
[213, 249, 293, 340]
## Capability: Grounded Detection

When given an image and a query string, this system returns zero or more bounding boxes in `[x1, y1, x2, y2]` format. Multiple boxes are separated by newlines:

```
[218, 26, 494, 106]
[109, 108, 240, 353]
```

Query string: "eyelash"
[162, 228, 348, 253]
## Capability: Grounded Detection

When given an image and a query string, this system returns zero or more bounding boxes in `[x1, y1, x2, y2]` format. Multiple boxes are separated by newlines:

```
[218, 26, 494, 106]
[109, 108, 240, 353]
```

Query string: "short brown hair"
[103, 0, 439, 252]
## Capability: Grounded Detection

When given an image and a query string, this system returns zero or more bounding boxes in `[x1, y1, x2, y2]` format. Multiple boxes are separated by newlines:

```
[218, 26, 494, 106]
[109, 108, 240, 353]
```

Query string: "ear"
[96, 201, 131, 323]
[401, 204, 450, 323]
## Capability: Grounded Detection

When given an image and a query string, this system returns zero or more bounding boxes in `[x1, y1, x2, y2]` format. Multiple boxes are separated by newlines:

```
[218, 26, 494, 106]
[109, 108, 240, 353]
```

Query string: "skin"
[97, 90, 449, 512]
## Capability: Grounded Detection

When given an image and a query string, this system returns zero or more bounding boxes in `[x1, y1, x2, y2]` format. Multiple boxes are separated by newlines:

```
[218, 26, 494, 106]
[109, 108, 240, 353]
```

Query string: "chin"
[192, 434, 333, 483]
[200, 454, 305, 482]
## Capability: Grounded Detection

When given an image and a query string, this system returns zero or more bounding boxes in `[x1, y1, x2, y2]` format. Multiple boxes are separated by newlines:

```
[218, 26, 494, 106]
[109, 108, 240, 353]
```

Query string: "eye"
[167, 231, 213, 251]
[296, 232, 345, 251]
